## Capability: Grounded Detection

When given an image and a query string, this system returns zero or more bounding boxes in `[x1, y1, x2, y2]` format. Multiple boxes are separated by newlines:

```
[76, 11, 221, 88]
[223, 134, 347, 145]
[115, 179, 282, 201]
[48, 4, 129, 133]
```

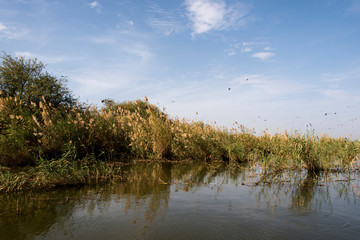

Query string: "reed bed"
[1, 95, 360, 192]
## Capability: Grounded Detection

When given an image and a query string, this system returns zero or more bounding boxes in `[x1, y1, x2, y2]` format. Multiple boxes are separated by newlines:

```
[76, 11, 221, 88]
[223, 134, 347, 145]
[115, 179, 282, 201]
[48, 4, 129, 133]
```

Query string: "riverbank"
[1, 156, 359, 193]
[0, 156, 126, 193]
[1, 96, 360, 192]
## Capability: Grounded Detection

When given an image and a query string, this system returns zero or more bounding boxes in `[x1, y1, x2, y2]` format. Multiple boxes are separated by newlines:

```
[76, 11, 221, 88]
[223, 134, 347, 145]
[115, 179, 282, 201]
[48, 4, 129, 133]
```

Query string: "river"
[1, 162, 359, 239]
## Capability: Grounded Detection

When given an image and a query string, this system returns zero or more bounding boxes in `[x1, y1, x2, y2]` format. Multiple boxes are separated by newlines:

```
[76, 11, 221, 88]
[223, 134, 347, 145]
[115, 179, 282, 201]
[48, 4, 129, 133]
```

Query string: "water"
[1, 162, 359, 240]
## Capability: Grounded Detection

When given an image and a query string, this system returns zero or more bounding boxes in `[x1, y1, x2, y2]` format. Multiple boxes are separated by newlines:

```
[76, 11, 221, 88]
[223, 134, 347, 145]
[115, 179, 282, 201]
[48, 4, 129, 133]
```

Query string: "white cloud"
[318, 89, 348, 100]
[185, 0, 250, 36]
[90, 1, 100, 8]
[226, 41, 255, 56]
[186, 0, 226, 35]
[123, 43, 154, 62]
[226, 41, 273, 57]
[242, 41, 257, 46]
[251, 52, 274, 60]
[321, 69, 360, 83]
[89, 1, 102, 11]
[72, 71, 123, 97]
[14, 51, 81, 65]
[68, 62, 151, 102]
[229, 74, 308, 97]
[227, 49, 236, 56]
[148, 18, 183, 36]
[0, 23, 8, 31]
[0, 22, 29, 40]
[15, 51, 33, 58]
[241, 47, 252, 52]
[90, 35, 116, 44]
[85, 28, 155, 63]
[147, 1, 184, 36]
[116, 20, 135, 32]
[126, 20, 134, 27]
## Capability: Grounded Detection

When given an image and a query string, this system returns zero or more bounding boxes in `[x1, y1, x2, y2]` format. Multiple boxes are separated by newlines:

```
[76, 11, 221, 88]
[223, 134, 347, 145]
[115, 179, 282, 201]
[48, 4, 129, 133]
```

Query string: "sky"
[0, 0, 360, 139]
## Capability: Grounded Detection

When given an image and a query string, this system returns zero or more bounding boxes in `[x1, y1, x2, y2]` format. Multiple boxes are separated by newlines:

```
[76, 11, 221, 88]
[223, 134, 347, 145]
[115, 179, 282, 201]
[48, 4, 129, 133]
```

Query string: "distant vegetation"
[1, 53, 359, 192]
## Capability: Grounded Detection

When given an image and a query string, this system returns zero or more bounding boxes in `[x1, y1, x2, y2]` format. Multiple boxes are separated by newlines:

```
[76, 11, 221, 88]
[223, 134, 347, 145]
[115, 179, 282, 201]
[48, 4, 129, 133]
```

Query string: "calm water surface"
[1, 162, 359, 240]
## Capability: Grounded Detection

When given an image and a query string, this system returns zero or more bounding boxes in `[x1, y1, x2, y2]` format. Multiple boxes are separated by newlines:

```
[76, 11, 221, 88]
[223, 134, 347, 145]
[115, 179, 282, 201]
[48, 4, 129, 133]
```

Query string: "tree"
[0, 53, 76, 107]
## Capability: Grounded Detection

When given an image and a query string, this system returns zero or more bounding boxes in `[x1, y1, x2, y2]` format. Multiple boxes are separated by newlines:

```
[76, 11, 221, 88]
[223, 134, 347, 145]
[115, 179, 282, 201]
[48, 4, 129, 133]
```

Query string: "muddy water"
[1, 162, 359, 240]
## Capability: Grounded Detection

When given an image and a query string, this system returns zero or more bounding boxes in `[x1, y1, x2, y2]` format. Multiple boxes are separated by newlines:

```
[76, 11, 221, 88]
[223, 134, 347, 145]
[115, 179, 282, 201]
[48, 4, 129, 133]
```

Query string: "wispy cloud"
[147, 1, 184, 36]
[321, 69, 360, 83]
[318, 89, 348, 100]
[126, 20, 134, 27]
[89, 1, 102, 11]
[123, 43, 154, 62]
[71, 70, 126, 97]
[226, 41, 273, 57]
[87, 30, 154, 63]
[14, 51, 33, 58]
[251, 52, 274, 60]
[241, 47, 252, 52]
[14, 51, 78, 65]
[229, 74, 309, 98]
[0, 23, 7, 31]
[185, 0, 250, 36]
[115, 21, 136, 34]
[147, 18, 183, 36]
[90, 35, 116, 44]
[226, 48, 236, 56]
[0, 22, 29, 40]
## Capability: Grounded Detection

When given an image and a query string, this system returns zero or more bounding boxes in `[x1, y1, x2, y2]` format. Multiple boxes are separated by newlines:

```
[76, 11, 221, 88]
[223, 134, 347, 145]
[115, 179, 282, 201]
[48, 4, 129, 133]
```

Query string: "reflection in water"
[0, 162, 359, 240]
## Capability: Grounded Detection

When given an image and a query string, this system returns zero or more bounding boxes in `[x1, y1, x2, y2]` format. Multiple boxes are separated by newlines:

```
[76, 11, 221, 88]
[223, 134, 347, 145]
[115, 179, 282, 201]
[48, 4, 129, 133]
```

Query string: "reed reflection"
[0, 162, 359, 240]
[249, 169, 359, 210]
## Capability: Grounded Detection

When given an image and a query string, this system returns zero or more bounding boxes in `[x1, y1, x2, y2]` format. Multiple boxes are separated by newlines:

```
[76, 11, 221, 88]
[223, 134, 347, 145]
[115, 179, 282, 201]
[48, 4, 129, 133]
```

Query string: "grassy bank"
[1, 95, 359, 192]
[2, 95, 358, 167]
[0, 152, 124, 193]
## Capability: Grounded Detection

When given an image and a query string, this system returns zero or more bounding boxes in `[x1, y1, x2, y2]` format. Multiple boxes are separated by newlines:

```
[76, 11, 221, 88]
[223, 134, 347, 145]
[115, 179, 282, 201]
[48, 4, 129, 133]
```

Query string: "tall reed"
[1, 95, 359, 175]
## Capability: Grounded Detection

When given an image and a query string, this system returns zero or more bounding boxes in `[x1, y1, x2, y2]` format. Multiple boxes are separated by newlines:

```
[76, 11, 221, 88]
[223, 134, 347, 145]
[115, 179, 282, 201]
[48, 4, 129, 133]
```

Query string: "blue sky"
[1, 0, 360, 138]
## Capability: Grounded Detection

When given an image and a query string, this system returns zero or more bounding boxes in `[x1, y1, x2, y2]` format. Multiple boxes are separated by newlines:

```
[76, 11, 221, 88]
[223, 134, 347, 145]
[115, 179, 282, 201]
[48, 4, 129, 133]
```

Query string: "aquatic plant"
[0, 150, 123, 192]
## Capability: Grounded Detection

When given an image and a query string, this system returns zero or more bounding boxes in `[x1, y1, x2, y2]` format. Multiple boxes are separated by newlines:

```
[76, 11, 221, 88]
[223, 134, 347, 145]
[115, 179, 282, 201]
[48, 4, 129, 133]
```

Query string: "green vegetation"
[0, 53, 75, 108]
[1, 53, 360, 192]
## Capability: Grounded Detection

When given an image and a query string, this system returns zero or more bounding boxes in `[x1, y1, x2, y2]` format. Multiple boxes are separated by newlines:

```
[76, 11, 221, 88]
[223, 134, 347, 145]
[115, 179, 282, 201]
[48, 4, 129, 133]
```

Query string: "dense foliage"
[0, 53, 75, 108]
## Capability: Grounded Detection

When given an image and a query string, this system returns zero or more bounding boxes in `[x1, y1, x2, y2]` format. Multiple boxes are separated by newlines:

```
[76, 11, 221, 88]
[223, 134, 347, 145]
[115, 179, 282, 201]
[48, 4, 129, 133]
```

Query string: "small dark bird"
[228, 88, 231, 90]
[325, 113, 328, 116]
[246, 78, 248, 81]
